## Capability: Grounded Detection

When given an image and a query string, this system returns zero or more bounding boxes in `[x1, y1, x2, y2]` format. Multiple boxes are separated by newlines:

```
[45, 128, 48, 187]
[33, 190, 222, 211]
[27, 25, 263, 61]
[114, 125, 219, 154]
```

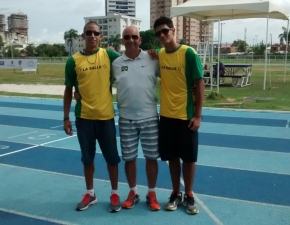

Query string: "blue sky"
[1, 0, 290, 45]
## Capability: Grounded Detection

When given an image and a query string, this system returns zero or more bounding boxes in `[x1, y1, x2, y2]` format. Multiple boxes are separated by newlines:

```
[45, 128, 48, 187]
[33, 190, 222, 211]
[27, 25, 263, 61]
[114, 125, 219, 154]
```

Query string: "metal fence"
[3, 55, 290, 65]
[219, 55, 290, 64]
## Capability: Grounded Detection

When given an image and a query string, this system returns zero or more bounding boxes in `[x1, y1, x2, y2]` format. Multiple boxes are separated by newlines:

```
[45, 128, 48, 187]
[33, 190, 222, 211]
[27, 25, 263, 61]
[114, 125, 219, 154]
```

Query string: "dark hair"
[153, 17, 174, 30]
[83, 21, 101, 32]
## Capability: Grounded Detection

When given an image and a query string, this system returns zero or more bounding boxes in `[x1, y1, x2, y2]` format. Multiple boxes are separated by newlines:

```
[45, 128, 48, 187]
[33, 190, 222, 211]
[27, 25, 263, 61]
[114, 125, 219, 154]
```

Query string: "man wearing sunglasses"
[63, 21, 122, 213]
[112, 26, 161, 211]
[153, 17, 204, 214]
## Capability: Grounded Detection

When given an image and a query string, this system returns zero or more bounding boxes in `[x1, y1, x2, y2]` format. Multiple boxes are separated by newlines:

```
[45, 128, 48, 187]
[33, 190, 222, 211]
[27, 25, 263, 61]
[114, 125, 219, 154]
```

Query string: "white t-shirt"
[112, 50, 159, 120]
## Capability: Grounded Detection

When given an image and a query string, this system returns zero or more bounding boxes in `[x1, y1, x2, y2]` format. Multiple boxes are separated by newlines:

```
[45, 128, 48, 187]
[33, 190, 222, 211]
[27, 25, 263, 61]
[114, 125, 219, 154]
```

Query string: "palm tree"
[100, 37, 108, 48]
[179, 39, 186, 45]
[64, 29, 79, 55]
[108, 34, 122, 52]
[278, 26, 290, 46]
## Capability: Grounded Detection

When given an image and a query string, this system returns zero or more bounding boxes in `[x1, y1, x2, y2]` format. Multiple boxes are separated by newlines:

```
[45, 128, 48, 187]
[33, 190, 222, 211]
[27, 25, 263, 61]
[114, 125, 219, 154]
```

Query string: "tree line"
[63, 28, 163, 55]
[1, 27, 289, 58]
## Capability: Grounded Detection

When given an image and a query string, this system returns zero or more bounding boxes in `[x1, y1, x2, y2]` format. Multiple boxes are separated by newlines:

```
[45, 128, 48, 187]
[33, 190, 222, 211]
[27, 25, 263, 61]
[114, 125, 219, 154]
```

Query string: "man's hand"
[74, 91, 81, 100]
[63, 120, 73, 135]
[188, 116, 201, 131]
[147, 49, 158, 60]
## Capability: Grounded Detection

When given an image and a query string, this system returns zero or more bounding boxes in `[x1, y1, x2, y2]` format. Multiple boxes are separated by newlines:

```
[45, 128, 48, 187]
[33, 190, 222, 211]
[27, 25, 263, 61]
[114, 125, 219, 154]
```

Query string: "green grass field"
[0, 64, 290, 111]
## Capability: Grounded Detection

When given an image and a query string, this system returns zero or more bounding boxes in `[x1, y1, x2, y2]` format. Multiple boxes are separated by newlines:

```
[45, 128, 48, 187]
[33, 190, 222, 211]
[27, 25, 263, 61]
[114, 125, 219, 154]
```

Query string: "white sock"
[148, 188, 155, 193]
[87, 189, 95, 196]
[111, 189, 118, 195]
[130, 186, 138, 194]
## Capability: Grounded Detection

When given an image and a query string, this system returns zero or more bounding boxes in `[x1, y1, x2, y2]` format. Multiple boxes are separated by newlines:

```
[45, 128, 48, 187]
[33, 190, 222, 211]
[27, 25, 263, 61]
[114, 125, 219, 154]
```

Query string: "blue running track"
[0, 96, 289, 225]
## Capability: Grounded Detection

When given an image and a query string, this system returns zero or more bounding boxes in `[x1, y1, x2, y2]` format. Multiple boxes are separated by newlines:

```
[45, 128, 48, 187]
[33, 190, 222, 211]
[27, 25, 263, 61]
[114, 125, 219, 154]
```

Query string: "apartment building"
[85, 12, 141, 41]
[64, 35, 85, 55]
[150, 0, 213, 47]
[65, 13, 141, 54]
[105, 0, 136, 17]
[0, 12, 29, 52]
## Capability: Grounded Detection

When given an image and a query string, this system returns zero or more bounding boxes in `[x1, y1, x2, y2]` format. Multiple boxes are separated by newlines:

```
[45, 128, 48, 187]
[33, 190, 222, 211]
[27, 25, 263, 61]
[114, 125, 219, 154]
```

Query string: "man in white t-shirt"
[112, 26, 160, 211]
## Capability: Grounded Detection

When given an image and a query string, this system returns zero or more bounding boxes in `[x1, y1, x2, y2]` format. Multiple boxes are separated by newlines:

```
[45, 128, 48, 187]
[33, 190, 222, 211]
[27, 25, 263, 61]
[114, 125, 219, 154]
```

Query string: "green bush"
[206, 91, 226, 100]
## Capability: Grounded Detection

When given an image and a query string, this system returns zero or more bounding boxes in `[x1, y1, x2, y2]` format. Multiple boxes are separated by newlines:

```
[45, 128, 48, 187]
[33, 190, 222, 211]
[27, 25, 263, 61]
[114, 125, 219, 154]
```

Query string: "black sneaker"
[165, 191, 182, 211]
[183, 194, 199, 214]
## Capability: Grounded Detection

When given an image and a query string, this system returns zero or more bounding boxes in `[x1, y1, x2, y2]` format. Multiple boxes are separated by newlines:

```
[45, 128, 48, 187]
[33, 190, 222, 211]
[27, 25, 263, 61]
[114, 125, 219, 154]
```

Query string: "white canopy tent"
[171, 0, 289, 90]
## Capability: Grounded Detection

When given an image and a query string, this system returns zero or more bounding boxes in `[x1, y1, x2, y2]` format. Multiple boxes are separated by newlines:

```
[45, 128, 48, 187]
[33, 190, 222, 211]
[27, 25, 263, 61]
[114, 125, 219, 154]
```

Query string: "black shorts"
[75, 117, 120, 166]
[159, 116, 198, 163]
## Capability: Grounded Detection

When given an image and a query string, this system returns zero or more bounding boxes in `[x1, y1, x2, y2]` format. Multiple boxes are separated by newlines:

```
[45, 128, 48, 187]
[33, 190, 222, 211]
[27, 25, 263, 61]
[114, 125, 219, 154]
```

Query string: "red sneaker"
[122, 190, 140, 209]
[76, 193, 97, 211]
[146, 191, 160, 211]
[109, 193, 121, 212]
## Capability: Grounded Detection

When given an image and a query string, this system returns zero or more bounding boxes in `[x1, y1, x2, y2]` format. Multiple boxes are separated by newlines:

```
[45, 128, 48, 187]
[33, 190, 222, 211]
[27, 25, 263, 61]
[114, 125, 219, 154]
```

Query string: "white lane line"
[8, 131, 38, 139]
[0, 207, 76, 225]
[0, 135, 76, 157]
[196, 163, 290, 176]
[199, 193, 290, 209]
[51, 125, 76, 129]
[50, 125, 62, 129]
[166, 161, 223, 225]
[179, 177, 223, 225]
[0, 163, 174, 192]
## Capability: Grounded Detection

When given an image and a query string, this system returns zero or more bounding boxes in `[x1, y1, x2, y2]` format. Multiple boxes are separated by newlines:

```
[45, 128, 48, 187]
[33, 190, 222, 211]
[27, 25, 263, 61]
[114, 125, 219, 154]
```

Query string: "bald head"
[122, 26, 139, 37]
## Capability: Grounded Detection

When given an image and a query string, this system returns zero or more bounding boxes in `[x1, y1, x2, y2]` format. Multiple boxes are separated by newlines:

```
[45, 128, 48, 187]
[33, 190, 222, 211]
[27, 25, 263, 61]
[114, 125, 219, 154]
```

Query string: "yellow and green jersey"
[157, 45, 203, 120]
[65, 48, 120, 120]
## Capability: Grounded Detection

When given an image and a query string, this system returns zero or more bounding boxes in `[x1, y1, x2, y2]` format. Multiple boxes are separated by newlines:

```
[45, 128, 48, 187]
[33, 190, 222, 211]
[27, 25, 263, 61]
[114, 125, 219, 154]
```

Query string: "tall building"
[7, 12, 29, 36]
[64, 35, 85, 55]
[0, 12, 29, 53]
[0, 14, 5, 32]
[150, 0, 213, 47]
[85, 12, 141, 42]
[64, 12, 141, 54]
[105, 0, 136, 17]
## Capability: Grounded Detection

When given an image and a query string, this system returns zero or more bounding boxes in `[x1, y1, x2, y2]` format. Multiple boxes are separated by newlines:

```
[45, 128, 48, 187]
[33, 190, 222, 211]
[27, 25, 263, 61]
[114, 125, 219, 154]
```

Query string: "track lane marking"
[0, 135, 76, 157]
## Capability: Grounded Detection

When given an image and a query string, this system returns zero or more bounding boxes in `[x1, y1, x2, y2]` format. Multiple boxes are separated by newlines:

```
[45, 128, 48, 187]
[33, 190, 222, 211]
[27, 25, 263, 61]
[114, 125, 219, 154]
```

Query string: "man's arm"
[186, 47, 204, 130]
[63, 57, 76, 135]
[63, 86, 73, 135]
[194, 78, 204, 118]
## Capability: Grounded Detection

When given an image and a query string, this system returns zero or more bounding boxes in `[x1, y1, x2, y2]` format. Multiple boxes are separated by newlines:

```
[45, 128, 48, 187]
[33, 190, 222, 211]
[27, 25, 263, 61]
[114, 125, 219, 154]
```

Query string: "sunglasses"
[85, 30, 101, 36]
[155, 28, 172, 37]
[123, 35, 139, 40]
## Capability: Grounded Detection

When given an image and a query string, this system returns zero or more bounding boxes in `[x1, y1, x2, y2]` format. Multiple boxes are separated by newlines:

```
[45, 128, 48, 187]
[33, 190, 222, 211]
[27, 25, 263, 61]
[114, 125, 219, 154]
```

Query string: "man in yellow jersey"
[63, 21, 121, 212]
[153, 17, 204, 214]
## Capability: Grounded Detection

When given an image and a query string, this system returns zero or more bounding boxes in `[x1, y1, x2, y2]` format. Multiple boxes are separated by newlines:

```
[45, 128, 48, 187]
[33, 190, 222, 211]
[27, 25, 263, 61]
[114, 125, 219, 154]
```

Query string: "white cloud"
[29, 29, 64, 44]
[212, 0, 290, 45]
[1, 0, 289, 45]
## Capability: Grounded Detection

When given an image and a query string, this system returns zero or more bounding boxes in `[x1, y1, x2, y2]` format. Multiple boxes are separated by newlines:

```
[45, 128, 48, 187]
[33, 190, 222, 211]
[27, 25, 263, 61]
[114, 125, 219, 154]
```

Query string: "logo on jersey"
[77, 65, 104, 72]
[160, 65, 181, 71]
[121, 66, 128, 71]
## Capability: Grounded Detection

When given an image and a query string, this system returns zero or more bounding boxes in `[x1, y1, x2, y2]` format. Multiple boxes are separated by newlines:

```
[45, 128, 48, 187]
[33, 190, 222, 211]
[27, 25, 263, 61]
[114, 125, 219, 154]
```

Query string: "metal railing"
[2, 55, 290, 65]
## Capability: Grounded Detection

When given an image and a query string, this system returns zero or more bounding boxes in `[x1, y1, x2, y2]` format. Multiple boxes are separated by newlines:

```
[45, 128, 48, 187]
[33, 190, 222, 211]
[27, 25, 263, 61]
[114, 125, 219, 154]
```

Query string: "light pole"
[270, 33, 272, 53]
[10, 43, 13, 59]
[220, 22, 225, 53]
[10, 32, 14, 59]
